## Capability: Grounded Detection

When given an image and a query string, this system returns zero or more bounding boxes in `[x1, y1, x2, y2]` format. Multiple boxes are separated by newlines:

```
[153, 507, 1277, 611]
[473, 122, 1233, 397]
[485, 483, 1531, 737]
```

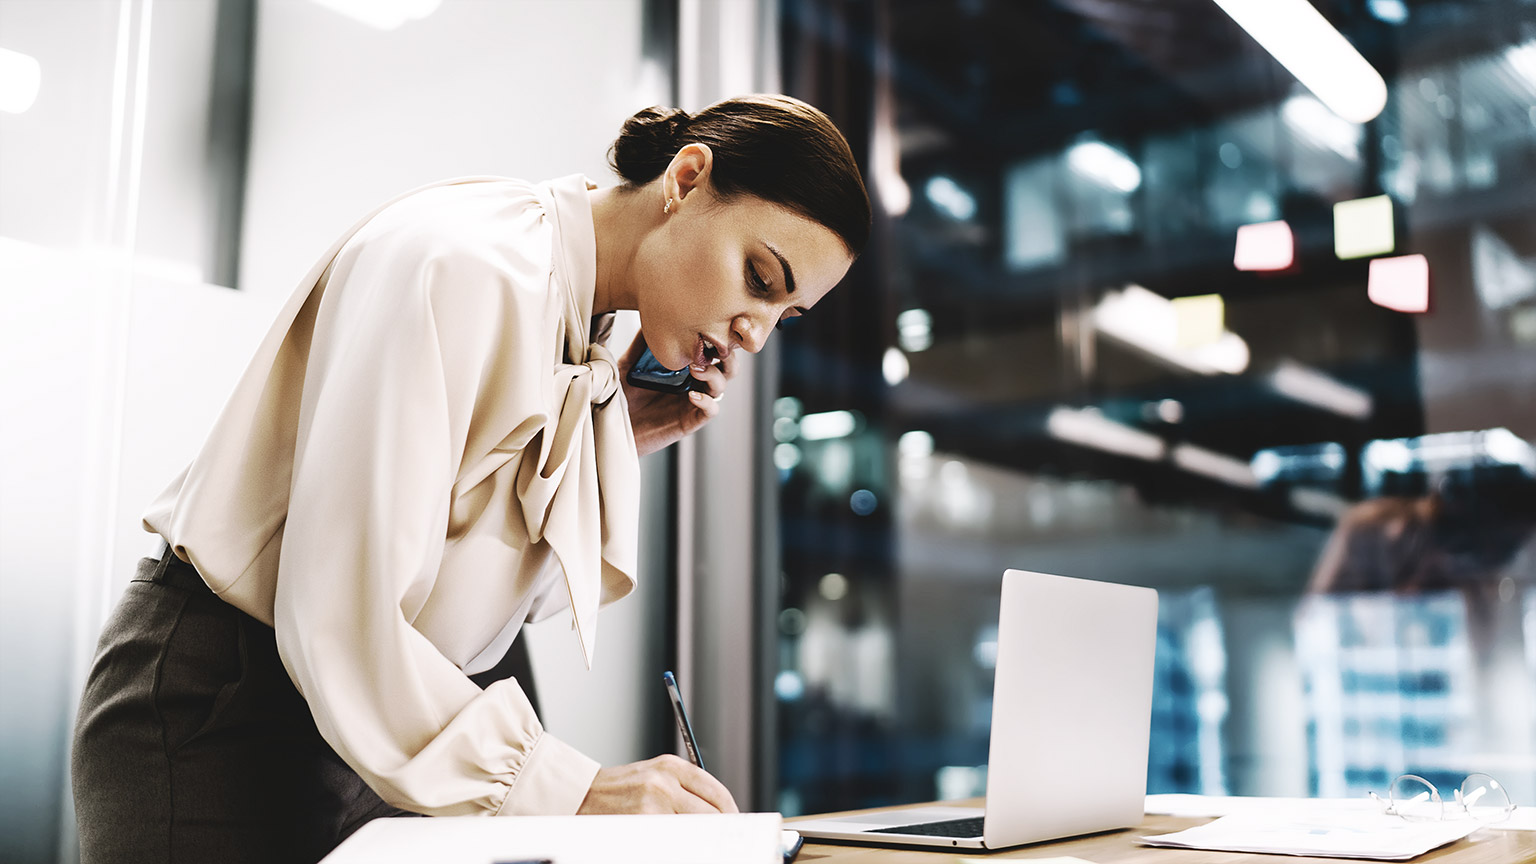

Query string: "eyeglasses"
[1368, 773, 1516, 825]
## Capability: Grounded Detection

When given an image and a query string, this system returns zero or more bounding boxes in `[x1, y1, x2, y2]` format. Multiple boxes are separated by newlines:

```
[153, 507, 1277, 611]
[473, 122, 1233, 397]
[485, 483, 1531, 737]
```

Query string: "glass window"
[772, 0, 1536, 816]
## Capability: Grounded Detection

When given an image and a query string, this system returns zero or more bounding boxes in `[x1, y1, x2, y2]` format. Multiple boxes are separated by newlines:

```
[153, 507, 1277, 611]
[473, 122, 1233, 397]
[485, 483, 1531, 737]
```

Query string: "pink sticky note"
[1234, 220, 1294, 271]
[1368, 254, 1430, 313]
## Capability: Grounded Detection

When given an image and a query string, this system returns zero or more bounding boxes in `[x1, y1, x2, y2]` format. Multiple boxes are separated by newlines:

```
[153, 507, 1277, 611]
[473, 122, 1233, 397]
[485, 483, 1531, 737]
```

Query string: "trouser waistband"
[134, 544, 215, 596]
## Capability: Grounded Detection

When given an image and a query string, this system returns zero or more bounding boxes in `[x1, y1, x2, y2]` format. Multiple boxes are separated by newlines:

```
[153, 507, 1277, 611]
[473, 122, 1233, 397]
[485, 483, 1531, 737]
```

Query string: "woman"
[72, 94, 870, 863]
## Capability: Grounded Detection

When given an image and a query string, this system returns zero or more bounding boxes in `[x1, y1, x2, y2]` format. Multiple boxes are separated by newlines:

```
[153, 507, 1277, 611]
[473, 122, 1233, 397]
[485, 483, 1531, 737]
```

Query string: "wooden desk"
[788, 801, 1535, 863]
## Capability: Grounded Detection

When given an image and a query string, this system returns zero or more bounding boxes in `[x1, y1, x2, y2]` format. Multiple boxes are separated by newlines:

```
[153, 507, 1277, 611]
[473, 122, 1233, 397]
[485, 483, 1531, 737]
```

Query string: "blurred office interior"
[2, 1, 1534, 862]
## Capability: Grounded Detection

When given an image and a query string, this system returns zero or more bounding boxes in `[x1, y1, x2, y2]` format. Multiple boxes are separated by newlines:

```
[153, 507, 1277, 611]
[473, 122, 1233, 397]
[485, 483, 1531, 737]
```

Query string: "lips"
[693, 334, 727, 368]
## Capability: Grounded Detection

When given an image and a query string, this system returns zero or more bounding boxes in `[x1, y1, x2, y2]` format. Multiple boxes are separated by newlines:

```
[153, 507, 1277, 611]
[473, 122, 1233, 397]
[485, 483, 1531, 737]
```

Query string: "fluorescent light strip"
[1486, 428, 1536, 474]
[1282, 94, 1363, 159]
[1173, 444, 1259, 489]
[1047, 407, 1166, 462]
[1067, 141, 1142, 192]
[1369, 427, 1536, 475]
[1270, 361, 1373, 420]
[1211, 0, 1388, 123]
[1290, 488, 1349, 519]
[799, 410, 858, 441]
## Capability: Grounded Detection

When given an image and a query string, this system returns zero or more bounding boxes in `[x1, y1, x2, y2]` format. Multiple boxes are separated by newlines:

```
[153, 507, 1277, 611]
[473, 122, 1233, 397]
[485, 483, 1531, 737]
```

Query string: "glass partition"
[771, 0, 1536, 816]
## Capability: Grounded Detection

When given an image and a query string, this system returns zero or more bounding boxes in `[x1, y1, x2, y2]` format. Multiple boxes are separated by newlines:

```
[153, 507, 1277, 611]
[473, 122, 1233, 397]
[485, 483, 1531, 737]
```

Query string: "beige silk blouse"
[143, 174, 640, 817]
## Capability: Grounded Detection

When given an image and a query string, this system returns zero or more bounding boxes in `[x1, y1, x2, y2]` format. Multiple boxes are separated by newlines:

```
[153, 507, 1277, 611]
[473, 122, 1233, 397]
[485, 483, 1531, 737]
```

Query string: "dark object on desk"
[626, 347, 710, 394]
[493, 859, 553, 864]
[782, 828, 805, 863]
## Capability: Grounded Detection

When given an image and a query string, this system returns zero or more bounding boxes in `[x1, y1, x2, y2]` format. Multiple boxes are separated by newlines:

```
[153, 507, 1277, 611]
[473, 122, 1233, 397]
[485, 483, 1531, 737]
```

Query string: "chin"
[654, 334, 691, 371]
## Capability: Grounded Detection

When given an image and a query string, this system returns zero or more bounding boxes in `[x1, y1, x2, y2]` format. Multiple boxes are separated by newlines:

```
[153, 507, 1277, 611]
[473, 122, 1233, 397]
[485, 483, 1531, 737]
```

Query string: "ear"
[664, 143, 714, 208]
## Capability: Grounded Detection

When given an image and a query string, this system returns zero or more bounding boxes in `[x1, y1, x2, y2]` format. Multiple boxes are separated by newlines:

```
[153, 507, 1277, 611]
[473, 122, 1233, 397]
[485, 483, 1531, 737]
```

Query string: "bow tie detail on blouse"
[516, 176, 639, 670]
[569, 343, 621, 407]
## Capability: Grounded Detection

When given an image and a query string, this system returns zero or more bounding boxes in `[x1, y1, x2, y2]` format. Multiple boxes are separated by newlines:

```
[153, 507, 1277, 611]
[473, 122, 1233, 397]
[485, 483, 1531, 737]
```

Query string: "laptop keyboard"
[867, 816, 985, 838]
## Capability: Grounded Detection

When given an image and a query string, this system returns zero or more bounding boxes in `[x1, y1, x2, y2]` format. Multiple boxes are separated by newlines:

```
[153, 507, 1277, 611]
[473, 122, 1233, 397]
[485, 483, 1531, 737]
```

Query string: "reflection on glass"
[1333, 194, 1396, 260]
[773, 0, 1536, 818]
[1367, 254, 1431, 313]
[1234, 220, 1295, 272]
[1299, 481, 1536, 801]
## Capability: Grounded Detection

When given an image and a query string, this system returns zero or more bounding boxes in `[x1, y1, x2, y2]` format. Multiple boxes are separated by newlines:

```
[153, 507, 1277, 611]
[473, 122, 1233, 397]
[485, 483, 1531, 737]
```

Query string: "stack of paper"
[320, 813, 783, 864]
[1141, 811, 1479, 860]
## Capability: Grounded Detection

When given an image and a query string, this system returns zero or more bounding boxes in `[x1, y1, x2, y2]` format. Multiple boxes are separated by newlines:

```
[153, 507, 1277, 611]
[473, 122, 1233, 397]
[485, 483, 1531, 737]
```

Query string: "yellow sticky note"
[1172, 294, 1225, 349]
[1334, 194, 1395, 259]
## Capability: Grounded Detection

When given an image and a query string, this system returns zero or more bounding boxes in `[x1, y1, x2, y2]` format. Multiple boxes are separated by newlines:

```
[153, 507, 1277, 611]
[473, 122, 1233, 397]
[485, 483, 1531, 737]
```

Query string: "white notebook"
[320, 813, 783, 864]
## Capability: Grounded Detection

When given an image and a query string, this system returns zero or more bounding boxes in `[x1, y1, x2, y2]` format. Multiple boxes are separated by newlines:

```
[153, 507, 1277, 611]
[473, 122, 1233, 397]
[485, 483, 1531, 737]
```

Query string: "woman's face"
[632, 175, 855, 372]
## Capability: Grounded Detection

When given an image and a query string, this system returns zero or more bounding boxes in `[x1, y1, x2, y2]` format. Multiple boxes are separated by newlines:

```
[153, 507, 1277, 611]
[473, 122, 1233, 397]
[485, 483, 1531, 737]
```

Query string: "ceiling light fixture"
[1211, 0, 1388, 123]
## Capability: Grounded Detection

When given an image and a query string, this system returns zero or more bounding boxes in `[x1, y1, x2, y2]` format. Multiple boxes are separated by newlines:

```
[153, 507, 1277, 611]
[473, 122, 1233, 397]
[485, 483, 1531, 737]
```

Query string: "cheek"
[665, 245, 735, 317]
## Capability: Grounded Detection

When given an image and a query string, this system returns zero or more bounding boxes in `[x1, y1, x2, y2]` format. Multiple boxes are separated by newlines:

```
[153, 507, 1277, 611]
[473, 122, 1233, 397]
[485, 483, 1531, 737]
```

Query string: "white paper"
[1140, 811, 1478, 860]
[320, 813, 783, 864]
[1145, 793, 1536, 831]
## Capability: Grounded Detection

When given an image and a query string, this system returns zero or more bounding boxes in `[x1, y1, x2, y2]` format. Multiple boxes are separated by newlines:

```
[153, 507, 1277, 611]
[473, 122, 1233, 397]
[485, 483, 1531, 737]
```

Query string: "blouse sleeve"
[271, 215, 600, 817]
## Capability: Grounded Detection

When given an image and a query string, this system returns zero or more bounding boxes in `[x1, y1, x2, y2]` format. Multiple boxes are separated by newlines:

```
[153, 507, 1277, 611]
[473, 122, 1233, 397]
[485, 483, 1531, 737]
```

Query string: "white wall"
[240, 0, 670, 303]
[0, 241, 277, 864]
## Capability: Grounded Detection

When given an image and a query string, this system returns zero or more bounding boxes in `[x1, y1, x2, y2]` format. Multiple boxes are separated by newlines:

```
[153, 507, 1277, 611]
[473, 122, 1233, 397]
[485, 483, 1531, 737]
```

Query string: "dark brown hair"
[608, 94, 871, 256]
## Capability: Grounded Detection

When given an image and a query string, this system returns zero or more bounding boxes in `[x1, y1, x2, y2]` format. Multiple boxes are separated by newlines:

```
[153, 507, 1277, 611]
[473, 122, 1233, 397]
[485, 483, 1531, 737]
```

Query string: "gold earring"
[664, 197, 673, 214]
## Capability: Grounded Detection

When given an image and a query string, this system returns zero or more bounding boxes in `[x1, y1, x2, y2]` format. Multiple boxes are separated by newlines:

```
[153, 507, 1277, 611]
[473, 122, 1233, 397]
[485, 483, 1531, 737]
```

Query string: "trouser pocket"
[156, 585, 247, 754]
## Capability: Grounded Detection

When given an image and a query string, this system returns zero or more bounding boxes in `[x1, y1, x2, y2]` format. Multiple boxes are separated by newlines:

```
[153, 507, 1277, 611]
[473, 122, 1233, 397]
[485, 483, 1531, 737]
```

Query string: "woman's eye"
[746, 261, 770, 296]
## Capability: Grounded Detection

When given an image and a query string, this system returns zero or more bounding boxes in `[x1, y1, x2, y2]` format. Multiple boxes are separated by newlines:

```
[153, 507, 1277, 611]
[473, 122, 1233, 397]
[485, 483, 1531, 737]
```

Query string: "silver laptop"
[793, 569, 1158, 851]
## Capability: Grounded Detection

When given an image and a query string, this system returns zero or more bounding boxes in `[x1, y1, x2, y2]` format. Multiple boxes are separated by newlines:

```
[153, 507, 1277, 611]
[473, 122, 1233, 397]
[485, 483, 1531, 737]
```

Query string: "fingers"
[688, 352, 742, 399]
[687, 363, 724, 398]
[653, 755, 736, 814]
[578, 756, 735, 815]
[675, 762, 740, 814]
[685, 390, 721, 431]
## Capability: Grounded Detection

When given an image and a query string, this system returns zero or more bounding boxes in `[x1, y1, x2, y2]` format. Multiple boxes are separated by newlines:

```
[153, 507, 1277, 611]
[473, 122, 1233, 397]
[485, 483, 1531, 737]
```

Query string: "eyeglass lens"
[1458, 773, 1514, 824]
[1389, 775, 1443, 823]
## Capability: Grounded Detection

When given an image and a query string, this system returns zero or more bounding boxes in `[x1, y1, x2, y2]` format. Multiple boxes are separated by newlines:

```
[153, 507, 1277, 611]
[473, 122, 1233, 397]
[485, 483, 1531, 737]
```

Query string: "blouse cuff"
[496, 730, 602, 816]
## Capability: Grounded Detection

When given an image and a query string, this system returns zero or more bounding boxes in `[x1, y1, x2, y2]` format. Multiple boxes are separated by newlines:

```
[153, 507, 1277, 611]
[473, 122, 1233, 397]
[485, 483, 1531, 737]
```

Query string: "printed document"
[319, 813, 783, 864]
[1141, 810, 1478, 860]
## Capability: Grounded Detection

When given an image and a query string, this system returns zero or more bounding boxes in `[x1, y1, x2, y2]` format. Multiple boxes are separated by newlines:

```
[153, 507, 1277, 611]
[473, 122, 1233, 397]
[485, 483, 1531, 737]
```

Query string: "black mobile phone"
[625, 347, 710, 394]
[782, 829, 805, 863]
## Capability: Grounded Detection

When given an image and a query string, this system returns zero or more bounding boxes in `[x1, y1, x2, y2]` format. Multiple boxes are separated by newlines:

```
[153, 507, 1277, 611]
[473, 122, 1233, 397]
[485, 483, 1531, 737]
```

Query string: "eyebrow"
[764, 242, 797, 296]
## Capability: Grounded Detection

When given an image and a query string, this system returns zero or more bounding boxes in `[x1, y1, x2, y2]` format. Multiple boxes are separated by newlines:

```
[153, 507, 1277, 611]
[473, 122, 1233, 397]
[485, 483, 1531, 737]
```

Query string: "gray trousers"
[71, 550, 538, 864]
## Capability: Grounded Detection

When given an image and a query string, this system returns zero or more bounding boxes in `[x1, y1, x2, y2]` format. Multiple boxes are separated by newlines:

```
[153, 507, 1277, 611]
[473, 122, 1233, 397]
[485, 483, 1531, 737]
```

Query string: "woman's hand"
[619, 333, 737, 458]
[576, 755, 739, 814]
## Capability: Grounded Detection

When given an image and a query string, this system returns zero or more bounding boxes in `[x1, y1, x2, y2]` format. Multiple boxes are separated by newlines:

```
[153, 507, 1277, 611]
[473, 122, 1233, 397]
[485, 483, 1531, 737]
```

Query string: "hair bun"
[608, 106, 691, 185]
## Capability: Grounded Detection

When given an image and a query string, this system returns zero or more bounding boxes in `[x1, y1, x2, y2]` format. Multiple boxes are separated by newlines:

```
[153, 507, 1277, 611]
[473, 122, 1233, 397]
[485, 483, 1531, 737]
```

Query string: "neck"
[588, 183, 658, 316]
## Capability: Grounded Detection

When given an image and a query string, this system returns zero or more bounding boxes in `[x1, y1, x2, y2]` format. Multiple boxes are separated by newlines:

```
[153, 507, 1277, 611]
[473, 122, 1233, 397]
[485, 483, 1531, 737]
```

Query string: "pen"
[662, 670, 705, 770]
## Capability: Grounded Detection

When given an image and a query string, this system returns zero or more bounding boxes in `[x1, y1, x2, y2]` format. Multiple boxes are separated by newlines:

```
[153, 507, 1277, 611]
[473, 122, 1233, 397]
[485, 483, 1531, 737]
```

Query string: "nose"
[731, 314, 769, 354]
